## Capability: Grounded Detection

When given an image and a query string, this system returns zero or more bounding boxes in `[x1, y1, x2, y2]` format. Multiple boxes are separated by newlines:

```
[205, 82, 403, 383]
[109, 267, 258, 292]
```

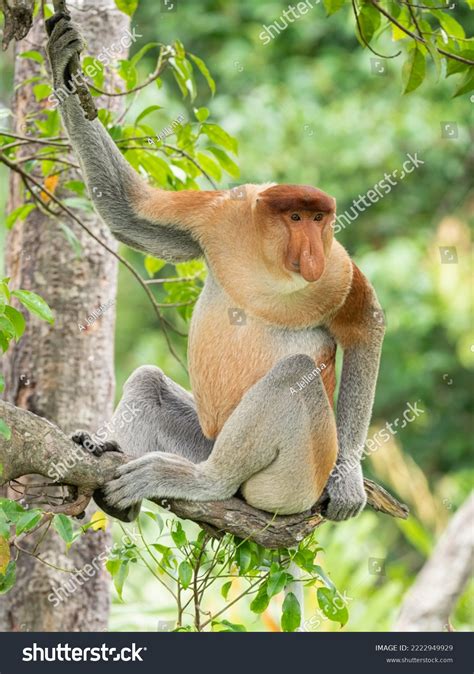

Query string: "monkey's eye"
[290, 213, 301, 221]
[314, 213, 324, 221]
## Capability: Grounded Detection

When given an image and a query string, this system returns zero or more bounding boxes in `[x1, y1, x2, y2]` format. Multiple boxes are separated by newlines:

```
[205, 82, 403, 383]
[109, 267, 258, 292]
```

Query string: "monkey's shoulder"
[327, 261, 383, 348]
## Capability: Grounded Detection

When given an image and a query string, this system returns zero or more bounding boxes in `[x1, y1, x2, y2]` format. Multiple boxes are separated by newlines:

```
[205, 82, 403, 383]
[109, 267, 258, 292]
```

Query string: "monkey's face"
[255, 185, 336, 283]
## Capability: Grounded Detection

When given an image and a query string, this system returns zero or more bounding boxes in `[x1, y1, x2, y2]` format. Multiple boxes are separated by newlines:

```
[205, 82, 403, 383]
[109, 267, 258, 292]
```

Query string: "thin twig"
[351, 0, 401, 59]
[370, 0, 474, 66]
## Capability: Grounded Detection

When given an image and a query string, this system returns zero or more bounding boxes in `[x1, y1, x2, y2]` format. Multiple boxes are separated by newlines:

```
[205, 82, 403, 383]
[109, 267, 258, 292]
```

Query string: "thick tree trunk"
[0, 0, 130, 631]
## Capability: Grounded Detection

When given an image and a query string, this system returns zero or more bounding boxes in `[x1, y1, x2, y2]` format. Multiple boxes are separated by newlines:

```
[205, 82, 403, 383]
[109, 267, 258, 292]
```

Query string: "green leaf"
[212, 619, 246, 632]
[446, 51, 474, 77]
[19, 50, 44, 64]
[33, 84, 53, 102]
[11, 290, 54, 325]
[401, 47, 426, 94]
[53, 514, 74, 545]
[281, 592, 301, 632]
[267, 570, 288, 598]
[4, 306, 25, 340]
[201, 123, 238, 154]
[322, 0, 345, 15]
[130, 43, 162, 68]
[235, 541, 252, 573]
[64, 181, 86, 196]
[114, 561, 129, 600]
[432, 10, 465, 40]
[135, 105, 163, 126]
[221, 581, 232, 599]
[196, 152, 222, 181]
[250, 583, 271, 614]
[178, 560, 193, 589]
[0, 280, 11, 303]
[5, 204, 35, 230]
[0, 316, 15, 341]
[171, 522, 187, 549]
[207, 147, 240, 178]
[0, 420, 11, 441]
[0, 561, 16, 594]
[118, 60, 138, 90]
[15, 511, 42, 536]
[356, 4, 381, 46]
[317, 586, 349, 627]
[144, 256, 166, 277]
[421, 36, 442, 82]
[454, 69, 474, 97]
[194, 107, 209, 122]
[0, 499, 25, 522]
[170, 56, 197, 100]
[313, 564, 336, 590]
[189, 54, 216, 95]
[115, 0, 138, 16]
[391, 6, 412, 40]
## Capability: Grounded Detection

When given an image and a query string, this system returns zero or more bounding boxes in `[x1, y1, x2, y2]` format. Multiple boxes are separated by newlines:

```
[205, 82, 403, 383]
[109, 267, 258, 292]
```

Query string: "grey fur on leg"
[109, 365, 214, 462]
[96, 365, 214, 517]
[104, 354, 336, 515]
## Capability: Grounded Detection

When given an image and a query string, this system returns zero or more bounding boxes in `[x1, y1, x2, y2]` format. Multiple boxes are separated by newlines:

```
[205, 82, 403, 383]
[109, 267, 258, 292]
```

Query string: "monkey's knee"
[122, 365, 165, 404]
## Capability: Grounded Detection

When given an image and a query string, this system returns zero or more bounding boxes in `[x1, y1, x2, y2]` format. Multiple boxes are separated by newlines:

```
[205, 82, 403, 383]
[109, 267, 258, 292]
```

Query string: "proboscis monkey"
[47, 16, 385, 522]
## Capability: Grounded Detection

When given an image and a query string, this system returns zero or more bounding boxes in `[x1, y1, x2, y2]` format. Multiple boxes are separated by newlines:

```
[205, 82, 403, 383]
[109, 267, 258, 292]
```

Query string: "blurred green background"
[1, 0, 472, 631]
[113, 0, 474, 631]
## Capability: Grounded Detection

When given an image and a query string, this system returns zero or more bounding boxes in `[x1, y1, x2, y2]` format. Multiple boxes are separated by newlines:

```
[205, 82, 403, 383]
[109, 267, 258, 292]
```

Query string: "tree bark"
[0, 399, 409, 551]
[394, 493, 474, 632]
[0, 0, 130, 632]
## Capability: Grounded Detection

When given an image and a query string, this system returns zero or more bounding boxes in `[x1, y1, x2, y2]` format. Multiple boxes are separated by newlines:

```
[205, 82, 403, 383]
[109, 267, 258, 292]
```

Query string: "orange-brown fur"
[137, 184, 376, 499]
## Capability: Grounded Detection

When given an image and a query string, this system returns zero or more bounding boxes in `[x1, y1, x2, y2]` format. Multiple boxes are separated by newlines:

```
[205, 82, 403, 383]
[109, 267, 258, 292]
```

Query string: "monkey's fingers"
[71, 430, 122, 457]
[45, 10, 71, 37]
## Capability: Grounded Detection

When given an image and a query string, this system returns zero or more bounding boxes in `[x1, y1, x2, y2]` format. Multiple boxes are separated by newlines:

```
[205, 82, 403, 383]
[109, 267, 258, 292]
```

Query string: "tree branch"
[0, 400, 409, 549]
[370, 0, 474, 67]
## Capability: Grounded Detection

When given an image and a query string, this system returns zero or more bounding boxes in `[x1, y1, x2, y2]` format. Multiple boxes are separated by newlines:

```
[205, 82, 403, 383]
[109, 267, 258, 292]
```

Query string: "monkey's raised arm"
[324, 263, 385, 521]
[47, 17, 222, 261]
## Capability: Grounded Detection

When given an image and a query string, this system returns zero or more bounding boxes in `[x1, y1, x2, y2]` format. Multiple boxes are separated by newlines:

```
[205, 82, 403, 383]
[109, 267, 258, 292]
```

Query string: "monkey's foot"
[71, 429, 122, 458]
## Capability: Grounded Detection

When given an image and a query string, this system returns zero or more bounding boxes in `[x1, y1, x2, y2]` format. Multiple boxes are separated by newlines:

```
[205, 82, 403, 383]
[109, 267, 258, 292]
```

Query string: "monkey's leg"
[103, 355, 337, 515]
[83, 365, 214, 521]
[106, 365, 214, 462]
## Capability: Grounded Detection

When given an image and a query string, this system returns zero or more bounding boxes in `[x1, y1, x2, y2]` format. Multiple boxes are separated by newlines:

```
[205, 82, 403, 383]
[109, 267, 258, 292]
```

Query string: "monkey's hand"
[71, 430, 122, 458]
[46, 14, 85, 90]
[104, 453, 173, 510]
[323, 463, 367, 521]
